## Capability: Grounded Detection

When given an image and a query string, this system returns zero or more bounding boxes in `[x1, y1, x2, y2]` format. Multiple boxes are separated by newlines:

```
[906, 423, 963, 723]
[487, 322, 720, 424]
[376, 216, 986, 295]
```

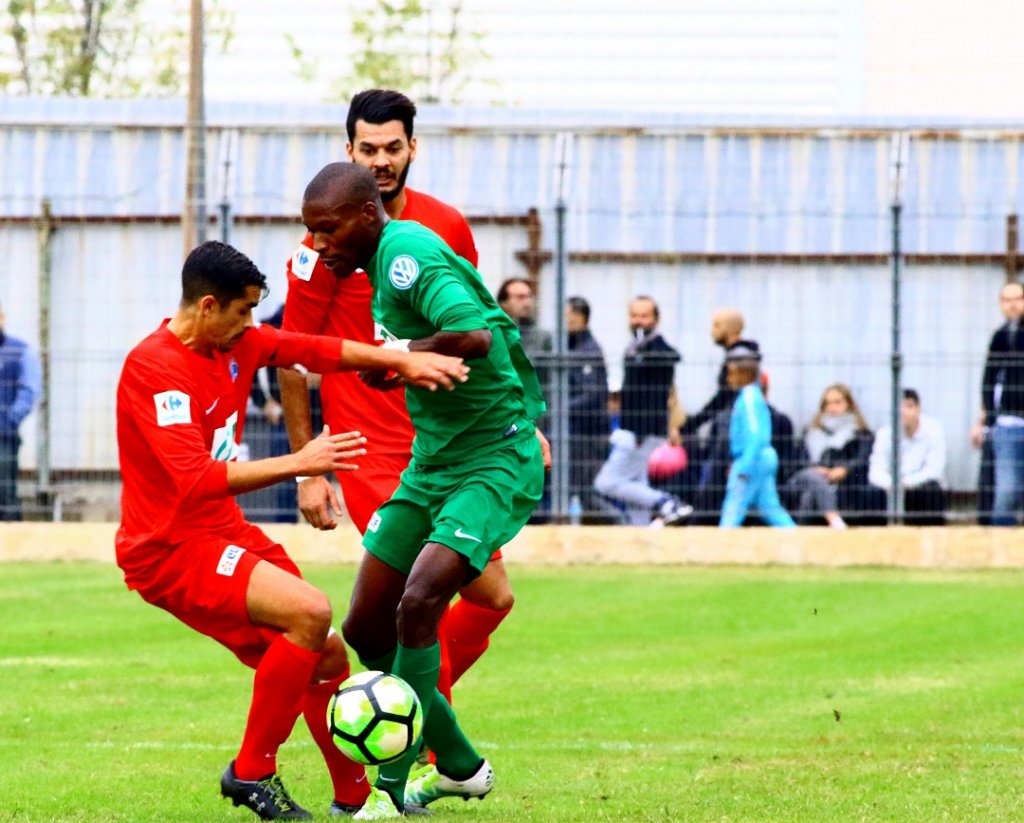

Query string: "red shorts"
[133, 522, 300, 669]
[338, 452, 503, 560]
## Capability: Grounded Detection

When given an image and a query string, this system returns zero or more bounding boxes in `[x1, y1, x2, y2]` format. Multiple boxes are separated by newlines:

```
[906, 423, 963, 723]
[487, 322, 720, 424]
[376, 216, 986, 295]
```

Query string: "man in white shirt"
[869, 389, 947, 525]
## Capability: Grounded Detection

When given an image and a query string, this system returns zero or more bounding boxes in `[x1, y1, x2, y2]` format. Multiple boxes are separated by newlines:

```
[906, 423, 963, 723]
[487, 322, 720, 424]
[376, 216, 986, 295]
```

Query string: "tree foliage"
[291, 0, 494, 105]
[0, 0, 233, 97]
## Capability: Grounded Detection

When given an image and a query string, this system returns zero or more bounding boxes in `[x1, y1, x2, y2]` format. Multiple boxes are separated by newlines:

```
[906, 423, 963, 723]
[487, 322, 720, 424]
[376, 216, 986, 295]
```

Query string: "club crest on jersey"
[389, 255, 419, 290]
[229, 358, 239, 382]
[153, 390, 191, 426]
[292, 245, 319, 281]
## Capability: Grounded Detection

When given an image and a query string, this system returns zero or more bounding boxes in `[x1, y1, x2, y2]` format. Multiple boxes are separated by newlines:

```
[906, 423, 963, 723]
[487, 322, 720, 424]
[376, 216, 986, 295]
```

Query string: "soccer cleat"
[329, 799, 362, 816]
[220, 760, 312, 821]
[352, 786, 402, 820]
[403, 759, 494, 809]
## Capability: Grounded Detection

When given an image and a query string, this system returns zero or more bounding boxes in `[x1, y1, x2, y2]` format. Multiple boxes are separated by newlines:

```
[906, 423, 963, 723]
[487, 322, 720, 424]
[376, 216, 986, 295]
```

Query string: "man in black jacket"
[566, 297, 609, 515]
[979, 281, 1024, 525]
[594, 296, 692, 526]
[679, 307, 760, 440]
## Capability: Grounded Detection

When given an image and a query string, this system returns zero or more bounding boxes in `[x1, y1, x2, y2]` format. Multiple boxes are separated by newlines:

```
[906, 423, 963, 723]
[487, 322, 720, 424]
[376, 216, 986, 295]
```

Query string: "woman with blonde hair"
[785, 383, 875, 528]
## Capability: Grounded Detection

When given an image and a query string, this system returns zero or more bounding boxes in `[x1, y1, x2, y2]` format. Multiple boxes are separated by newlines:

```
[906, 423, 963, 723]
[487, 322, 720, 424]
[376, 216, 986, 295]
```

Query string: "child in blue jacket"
[719, 346, 796, 528]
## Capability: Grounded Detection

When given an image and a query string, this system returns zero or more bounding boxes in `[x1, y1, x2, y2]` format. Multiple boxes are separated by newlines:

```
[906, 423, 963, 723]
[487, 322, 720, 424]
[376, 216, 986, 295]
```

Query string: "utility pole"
[183, 0, 207, 255]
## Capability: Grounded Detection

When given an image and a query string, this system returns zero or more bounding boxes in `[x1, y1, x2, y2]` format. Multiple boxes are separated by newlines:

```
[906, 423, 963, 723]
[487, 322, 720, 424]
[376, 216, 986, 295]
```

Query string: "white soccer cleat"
[352, 786, 402, 820]
[403, 759, 494, 808]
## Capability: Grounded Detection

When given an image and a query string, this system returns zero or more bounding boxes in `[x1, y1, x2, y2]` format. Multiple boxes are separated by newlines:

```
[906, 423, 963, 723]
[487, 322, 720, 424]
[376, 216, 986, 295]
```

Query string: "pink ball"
[647, 443, 688, 480]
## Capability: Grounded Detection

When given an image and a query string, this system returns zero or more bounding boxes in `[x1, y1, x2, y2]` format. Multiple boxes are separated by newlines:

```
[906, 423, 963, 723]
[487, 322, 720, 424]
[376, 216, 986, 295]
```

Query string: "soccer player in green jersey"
[301, 162, 549, 819]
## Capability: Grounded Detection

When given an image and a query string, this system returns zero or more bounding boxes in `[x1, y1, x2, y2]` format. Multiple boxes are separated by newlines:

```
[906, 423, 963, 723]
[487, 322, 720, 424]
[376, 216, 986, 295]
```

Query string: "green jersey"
[366, 220, 546, 464]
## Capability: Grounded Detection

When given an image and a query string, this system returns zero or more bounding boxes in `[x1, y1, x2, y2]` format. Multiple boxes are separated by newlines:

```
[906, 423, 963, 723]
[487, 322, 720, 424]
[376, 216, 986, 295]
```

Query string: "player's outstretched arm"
[225, 426, 366, 495]
[339, 339, 470, 391]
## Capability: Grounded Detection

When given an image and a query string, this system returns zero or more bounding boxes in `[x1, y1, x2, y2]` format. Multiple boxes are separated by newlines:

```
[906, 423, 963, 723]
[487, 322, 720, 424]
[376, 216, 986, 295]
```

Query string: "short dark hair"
[346, 89, 417, 143]
[181, 241, 267, 308]
[496, 277, 533, 304]
[567, 295, 590, 322]
[902, 388, 920, 405]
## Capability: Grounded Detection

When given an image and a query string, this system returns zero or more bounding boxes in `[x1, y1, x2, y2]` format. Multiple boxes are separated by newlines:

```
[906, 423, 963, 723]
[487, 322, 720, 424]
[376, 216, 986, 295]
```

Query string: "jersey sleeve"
[449, 214, 479, 268]
[119, 355, 229, 502]
[249, 323, 345, 375]
[282, 237, 334, 335]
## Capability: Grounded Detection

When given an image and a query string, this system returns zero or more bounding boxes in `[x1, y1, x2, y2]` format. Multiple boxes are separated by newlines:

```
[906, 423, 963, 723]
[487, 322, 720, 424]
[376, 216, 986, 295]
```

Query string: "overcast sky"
[200, 0, 1024, 119]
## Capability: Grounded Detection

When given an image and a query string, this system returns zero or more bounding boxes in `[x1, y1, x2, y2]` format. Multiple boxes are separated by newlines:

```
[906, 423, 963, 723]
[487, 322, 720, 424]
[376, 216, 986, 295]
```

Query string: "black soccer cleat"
[328, 799, 362, 817]
[220, 760, 313, 821]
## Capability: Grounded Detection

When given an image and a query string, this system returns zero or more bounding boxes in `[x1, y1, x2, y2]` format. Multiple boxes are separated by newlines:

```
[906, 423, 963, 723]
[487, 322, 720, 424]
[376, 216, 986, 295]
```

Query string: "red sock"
[303, 671, 370, 807]
[235, 635, 320, 780]
[444, 600, 512, 686]
[436, 606, 453, 703]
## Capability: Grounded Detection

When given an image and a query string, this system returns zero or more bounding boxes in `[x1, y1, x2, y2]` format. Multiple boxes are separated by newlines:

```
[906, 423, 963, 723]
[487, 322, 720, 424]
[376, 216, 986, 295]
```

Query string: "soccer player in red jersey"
[280, 90, 517, 705]
[115, 241, 467, 821]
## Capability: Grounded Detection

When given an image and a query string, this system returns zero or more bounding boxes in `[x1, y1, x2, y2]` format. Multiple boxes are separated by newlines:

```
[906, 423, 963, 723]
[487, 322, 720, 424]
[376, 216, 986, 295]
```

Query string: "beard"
[379, 160, 412, 203]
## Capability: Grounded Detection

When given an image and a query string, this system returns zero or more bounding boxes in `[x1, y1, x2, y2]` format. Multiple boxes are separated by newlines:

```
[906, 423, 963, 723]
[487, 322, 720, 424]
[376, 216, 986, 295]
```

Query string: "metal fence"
[1, 100, 1021, 525]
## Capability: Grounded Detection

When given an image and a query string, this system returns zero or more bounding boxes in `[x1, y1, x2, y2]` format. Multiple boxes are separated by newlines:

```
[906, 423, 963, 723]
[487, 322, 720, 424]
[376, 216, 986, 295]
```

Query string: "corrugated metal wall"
[0, 98, 1019, 492]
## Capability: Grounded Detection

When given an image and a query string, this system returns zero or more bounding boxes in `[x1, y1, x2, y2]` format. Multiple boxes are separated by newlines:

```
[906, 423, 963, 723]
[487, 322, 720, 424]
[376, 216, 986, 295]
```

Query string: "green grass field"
[4, 561, 1024, 822]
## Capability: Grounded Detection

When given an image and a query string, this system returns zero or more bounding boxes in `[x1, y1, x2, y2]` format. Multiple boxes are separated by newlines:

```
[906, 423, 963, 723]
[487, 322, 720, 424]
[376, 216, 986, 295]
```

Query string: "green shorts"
[362, 432, 544, 578]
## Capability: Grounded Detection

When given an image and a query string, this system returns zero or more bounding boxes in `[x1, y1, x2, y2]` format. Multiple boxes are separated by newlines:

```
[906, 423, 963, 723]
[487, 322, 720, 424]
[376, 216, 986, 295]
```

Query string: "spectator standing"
[496, 277, 553, 369]
[975, 281, 1024, 525]
[868, 388, 947, 526]
[785, 383, 875, 528]
[718, 345, 795, 528]
[497, 277, 553, 521]
[679, 307, 760, 439]
[0, 301, 40, 521]
[594, 296, 692, 526]
[565, 296, 609, 514]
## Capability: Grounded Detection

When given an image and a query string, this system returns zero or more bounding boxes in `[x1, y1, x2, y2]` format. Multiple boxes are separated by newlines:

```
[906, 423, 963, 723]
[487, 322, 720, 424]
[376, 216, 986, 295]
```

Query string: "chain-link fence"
[0, 102, 1019, 525]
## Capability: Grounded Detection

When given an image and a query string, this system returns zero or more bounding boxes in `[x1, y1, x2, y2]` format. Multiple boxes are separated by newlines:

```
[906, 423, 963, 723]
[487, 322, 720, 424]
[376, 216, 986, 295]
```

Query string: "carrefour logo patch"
[389, 255, 419, 290]
[292, 245, 319, 281]
[153, 390, 191, 426]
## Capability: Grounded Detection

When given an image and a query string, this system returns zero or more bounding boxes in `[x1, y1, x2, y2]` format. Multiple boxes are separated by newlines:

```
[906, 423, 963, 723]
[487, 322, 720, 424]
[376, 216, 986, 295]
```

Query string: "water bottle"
[568, 493, 583, 526]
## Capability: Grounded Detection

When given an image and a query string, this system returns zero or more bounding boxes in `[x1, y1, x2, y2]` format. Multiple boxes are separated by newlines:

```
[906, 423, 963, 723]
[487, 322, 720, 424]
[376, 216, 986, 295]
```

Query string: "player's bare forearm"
[226, 427, 366, 494]
[409, 329, 492, 359]
[341, 339, 469, 390]
[279, 367, 314, 452]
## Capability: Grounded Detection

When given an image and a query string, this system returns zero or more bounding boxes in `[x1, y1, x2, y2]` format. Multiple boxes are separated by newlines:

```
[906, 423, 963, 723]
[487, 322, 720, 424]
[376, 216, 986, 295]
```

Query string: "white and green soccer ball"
[326, 670, 423, 766]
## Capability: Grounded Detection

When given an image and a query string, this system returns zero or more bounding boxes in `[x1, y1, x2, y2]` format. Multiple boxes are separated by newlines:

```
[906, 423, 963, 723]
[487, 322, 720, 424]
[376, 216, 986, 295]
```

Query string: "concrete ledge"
[3, 523, 1024, 569]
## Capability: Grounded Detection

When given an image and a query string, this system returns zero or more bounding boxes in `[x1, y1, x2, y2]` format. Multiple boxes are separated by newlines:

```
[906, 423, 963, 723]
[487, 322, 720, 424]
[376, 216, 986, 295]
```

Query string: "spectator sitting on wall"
[868, 388, 947, 526]
[593, 295, 692, 527]
[784, 383, 876, 528]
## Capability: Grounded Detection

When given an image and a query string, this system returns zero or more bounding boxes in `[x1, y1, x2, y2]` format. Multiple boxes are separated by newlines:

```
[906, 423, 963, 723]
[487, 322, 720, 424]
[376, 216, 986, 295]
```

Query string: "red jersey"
[283, 187, 477, 456]
[115, 321, 342, 587]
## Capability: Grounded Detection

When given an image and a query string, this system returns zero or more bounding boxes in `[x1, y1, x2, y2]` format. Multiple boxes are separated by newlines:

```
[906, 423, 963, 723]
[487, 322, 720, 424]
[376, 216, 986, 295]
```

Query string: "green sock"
[375, 643, 440, 802]
[358, 648, 396, 673]
[421, 687, 482, 777]
[376, 643, 480, 798]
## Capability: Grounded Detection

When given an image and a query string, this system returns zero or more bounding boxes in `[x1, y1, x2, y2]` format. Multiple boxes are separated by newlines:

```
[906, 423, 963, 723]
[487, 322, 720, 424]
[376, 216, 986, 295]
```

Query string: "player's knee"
[295, 591, 334, 644]
[397, 588, 446, 642]
[489, 589, 514, 612]
[313, 631, 349, 681]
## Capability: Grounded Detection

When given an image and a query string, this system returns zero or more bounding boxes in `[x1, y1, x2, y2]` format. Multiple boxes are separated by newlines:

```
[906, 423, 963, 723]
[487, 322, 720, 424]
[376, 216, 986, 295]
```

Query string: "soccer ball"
[326, 670, 423, 766]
